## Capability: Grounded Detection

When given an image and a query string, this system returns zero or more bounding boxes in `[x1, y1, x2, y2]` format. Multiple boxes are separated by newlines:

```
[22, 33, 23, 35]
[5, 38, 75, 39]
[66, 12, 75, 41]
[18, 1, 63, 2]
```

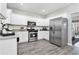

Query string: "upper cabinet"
[4, 9, 12, 23]
[0, 3, 7, 19]
[37, 20, 49, 26]
[11, 13, 27, 25]
[10, 13, 49, 26]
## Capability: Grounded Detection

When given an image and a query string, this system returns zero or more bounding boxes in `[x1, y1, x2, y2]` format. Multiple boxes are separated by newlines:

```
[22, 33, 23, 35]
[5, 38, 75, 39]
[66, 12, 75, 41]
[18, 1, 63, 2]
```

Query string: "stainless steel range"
[28, 29, 38, 42]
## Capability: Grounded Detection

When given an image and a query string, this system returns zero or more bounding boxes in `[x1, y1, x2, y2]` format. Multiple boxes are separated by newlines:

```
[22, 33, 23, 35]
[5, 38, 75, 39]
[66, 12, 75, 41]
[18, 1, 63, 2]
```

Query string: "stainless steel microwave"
[27, 21, 36, 26]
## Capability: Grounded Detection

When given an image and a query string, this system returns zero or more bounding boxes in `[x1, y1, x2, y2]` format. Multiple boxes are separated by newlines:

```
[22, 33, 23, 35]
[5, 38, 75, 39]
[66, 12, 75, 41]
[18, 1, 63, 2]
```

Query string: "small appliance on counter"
[0, 23, 15, 36]
[42, 27, 47, 31]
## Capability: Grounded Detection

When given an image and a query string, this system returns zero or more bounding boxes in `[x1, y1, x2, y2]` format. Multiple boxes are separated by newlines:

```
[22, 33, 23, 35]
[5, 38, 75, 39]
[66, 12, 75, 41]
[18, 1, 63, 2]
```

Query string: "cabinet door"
[42, 31, 49, 40]
[37, 20, 49, 26]
[19, 32, 28, 43]
[4, 9, 12, 23]
[0, 3, 7, 18]
[2, 3, 7, 18]
[38, 31, 49, 40]
[38, 31, 44, 40]
[11, 13, 27, 25]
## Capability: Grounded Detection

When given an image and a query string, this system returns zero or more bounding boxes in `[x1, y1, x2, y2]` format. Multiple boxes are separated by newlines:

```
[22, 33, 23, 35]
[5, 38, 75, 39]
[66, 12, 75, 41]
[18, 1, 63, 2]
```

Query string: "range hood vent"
[0, 13, 6, 19]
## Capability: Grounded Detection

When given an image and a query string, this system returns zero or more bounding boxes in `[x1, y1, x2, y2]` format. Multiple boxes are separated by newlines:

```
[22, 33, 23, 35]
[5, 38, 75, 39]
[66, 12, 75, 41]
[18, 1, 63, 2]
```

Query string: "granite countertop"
[38, 30, 50, 31]
[0, 35, 17, 40]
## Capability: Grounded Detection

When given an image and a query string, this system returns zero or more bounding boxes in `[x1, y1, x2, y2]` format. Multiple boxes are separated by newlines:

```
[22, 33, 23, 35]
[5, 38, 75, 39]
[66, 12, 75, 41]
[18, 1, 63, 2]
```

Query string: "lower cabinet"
[38, 31, 49, 40]
[0, 38, 17, 55]
[15, 31, 28, 43]
[16, 31, 49, 43]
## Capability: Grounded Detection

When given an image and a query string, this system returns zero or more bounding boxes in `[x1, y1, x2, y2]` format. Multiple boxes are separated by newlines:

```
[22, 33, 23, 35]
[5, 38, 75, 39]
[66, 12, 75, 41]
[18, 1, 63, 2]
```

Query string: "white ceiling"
[7, 3, 71, 16]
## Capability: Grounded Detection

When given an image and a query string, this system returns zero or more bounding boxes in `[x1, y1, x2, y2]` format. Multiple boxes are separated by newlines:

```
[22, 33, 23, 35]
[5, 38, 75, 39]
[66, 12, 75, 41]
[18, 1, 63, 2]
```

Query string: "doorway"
[71, 12, 79, 46]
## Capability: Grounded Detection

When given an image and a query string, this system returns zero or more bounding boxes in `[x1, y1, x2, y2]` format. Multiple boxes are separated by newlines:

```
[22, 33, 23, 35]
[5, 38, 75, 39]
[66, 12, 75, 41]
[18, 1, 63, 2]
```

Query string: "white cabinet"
[15, 31, 28, 43]
[37, 20, 49, 26]
[19, 31, 28, 43]
[16, 31, 49, 43]
[37, 20, 45, 26]
[38, 31, 49, 40]
[3, 9, 12, 24]
[0, 3, 7, 19]
[4, 9, 12, 23]
[0, 38, 17, 55]
[11, 13, 27, 25]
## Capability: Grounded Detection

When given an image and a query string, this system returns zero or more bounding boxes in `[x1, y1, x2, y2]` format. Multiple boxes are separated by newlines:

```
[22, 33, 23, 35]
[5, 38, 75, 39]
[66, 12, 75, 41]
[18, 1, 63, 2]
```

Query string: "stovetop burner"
[27, 29, 38, 32]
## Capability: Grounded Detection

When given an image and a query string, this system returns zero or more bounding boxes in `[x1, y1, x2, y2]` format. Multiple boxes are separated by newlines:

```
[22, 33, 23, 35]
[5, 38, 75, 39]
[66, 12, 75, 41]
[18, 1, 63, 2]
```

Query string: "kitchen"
[0, 3, 79, 55]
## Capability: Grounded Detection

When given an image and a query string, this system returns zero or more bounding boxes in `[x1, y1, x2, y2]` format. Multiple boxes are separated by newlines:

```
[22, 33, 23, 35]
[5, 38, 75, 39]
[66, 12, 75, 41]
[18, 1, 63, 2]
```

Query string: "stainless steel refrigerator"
[49, 17, 68, 47]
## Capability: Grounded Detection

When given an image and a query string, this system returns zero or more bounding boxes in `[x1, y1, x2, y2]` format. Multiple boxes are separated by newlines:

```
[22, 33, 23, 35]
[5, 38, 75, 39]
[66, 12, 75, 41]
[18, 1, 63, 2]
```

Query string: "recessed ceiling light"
[20, 3, 23, 5]
[42, 10, 46, 12]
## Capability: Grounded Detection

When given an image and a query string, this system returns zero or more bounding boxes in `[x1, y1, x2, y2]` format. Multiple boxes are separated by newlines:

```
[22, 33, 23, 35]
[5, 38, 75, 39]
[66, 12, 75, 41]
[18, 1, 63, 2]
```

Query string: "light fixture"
[42, 10, 46, 12]
[20, 3, 23, 5]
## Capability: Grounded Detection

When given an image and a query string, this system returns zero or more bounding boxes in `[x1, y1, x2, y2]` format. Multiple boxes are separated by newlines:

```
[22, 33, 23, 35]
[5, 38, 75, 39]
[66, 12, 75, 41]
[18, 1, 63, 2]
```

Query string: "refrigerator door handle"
[50, 27, 52, 31]
[53, 25, 55, 34]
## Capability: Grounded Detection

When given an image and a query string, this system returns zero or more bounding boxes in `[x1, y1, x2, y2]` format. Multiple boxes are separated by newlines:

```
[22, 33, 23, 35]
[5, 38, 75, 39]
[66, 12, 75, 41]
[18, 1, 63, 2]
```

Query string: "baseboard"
[67, 43, 72, 46]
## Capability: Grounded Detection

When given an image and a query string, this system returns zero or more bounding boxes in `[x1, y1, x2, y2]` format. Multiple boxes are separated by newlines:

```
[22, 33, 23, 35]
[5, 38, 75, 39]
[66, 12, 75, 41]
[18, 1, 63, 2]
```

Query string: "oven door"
[30, 32, 37, 38]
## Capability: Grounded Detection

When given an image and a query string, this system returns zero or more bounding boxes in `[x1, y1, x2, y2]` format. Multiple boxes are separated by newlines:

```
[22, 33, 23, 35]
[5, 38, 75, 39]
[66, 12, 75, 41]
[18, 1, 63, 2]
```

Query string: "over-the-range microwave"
[27, 21, 36, 26]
